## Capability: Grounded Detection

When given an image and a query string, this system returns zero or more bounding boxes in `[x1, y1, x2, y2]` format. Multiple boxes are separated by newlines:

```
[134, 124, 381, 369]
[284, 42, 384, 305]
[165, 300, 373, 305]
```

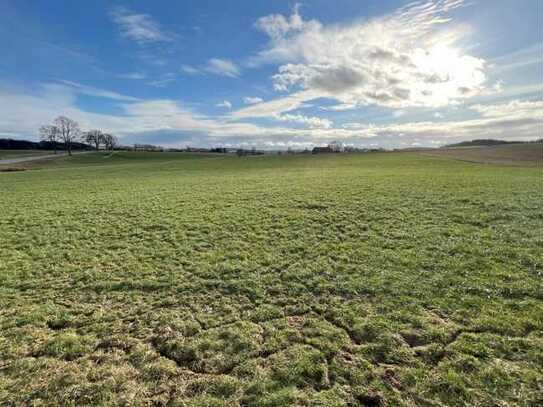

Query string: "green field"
[1, 152, 542, 406]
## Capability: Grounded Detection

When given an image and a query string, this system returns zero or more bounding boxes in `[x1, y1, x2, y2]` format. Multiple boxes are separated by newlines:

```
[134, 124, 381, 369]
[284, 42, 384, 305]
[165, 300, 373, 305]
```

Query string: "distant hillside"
[425, 142, 543, 166]
[444, 139, 519, 148]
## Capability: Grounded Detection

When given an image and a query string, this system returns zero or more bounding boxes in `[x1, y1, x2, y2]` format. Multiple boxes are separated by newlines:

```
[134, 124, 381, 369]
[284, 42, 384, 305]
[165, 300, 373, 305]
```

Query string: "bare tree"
[39, 125, 60, 154]
[53, 116, 81, 156]
[103, 133, 118, 150]
[83, 130, 105, 150]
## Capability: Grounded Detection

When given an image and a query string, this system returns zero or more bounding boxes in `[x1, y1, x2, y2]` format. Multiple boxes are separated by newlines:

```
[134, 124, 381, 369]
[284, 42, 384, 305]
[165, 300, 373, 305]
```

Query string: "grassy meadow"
[1, 151, 542, 406]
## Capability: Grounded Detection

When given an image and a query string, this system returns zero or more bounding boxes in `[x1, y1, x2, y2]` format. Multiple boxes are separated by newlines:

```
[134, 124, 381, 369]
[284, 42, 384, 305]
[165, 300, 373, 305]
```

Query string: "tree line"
[39, 116, 118, 155]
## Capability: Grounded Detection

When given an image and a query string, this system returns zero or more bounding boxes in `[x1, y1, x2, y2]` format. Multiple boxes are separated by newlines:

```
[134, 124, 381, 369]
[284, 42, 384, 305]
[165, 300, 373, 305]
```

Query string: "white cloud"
[57, 80, 141, 102]
[490, 42, 543, 73]
[321, 103, 357, 112]
[205, 58, 240, 78]
[254, 3, 306, 43]
[251, 0, 486, 111]
[492, 80, 505, 93]
[2, 83, 542, 149]
[471, 100, 543, 118]
[146, 79, 175, 87]
[342, 123, 366, 130]
[344, 99, 543, 142]
[232, 90, 319, 119]
[492, 83, 543, 100]
[146, 73, 176, 88]
[276, 113, 333, 129]
[120, 100, 214, 132]
[181, 60, 241, 78]
[243, 96, 264, 105]
[180, 64, 201, 75]
[0, 84, 76, 136]
[216, 100, 232, 109]
[110, 6, 173, 44]
[118, 72, 146, 80]
[0, 83, 285, 142]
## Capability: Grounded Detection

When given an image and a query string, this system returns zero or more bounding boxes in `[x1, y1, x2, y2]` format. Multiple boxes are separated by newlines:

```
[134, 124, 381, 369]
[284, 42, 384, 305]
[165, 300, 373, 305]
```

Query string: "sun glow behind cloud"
[247, 0, 487, 113]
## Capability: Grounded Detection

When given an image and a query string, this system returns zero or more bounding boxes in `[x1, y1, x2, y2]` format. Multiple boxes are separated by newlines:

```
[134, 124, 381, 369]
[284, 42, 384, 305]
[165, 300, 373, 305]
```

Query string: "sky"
[1, 0, 543, 149]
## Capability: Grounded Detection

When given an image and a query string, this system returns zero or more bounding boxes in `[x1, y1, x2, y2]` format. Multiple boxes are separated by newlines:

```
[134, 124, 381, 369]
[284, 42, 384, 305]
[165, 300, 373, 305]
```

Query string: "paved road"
[0, 152, 69, 165]
[0, 151, 94, 165]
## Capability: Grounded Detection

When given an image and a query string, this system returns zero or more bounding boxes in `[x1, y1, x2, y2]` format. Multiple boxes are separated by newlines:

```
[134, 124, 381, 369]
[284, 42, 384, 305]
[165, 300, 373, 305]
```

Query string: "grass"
[0, 149, 56, 160]
[1, 151, 542, 405]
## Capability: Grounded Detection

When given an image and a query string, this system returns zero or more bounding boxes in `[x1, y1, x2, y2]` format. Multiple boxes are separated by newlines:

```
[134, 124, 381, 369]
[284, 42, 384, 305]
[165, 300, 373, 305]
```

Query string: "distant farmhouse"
[312, 146, 334, 154]
[312, 141, 345, 154]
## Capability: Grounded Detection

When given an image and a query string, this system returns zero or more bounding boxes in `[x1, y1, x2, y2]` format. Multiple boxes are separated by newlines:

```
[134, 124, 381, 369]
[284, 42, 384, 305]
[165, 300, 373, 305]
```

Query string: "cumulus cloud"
[251, 0, 487, 111]
[216, 100, 233, 109]
[243, 96, 264, 105]
[110, 6, 173, 44]
[254, 3, 306, 42]
[205, 58, 241, 78]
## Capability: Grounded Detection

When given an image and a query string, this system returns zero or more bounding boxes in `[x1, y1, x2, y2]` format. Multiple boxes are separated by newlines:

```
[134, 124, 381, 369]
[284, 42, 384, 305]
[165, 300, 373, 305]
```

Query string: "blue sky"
[1, 0, 543, 149]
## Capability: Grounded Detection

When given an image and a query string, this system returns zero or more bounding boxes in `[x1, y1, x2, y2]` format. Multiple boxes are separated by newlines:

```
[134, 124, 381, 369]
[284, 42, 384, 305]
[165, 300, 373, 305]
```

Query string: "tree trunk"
[67, 142, 72, 156]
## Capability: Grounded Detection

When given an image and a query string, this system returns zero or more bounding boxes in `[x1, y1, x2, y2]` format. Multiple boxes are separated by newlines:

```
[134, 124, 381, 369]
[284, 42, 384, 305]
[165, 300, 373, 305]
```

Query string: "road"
[0, 152, 90, 165]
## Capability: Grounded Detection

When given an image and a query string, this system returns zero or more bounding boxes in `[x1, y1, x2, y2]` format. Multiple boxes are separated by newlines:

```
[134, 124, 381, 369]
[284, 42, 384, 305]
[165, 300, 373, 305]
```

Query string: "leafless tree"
[83, 129, 105, 150]
[103, 133, 118, 150]
[53, 116, 81, 156]
[39, 125, 60, 154]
